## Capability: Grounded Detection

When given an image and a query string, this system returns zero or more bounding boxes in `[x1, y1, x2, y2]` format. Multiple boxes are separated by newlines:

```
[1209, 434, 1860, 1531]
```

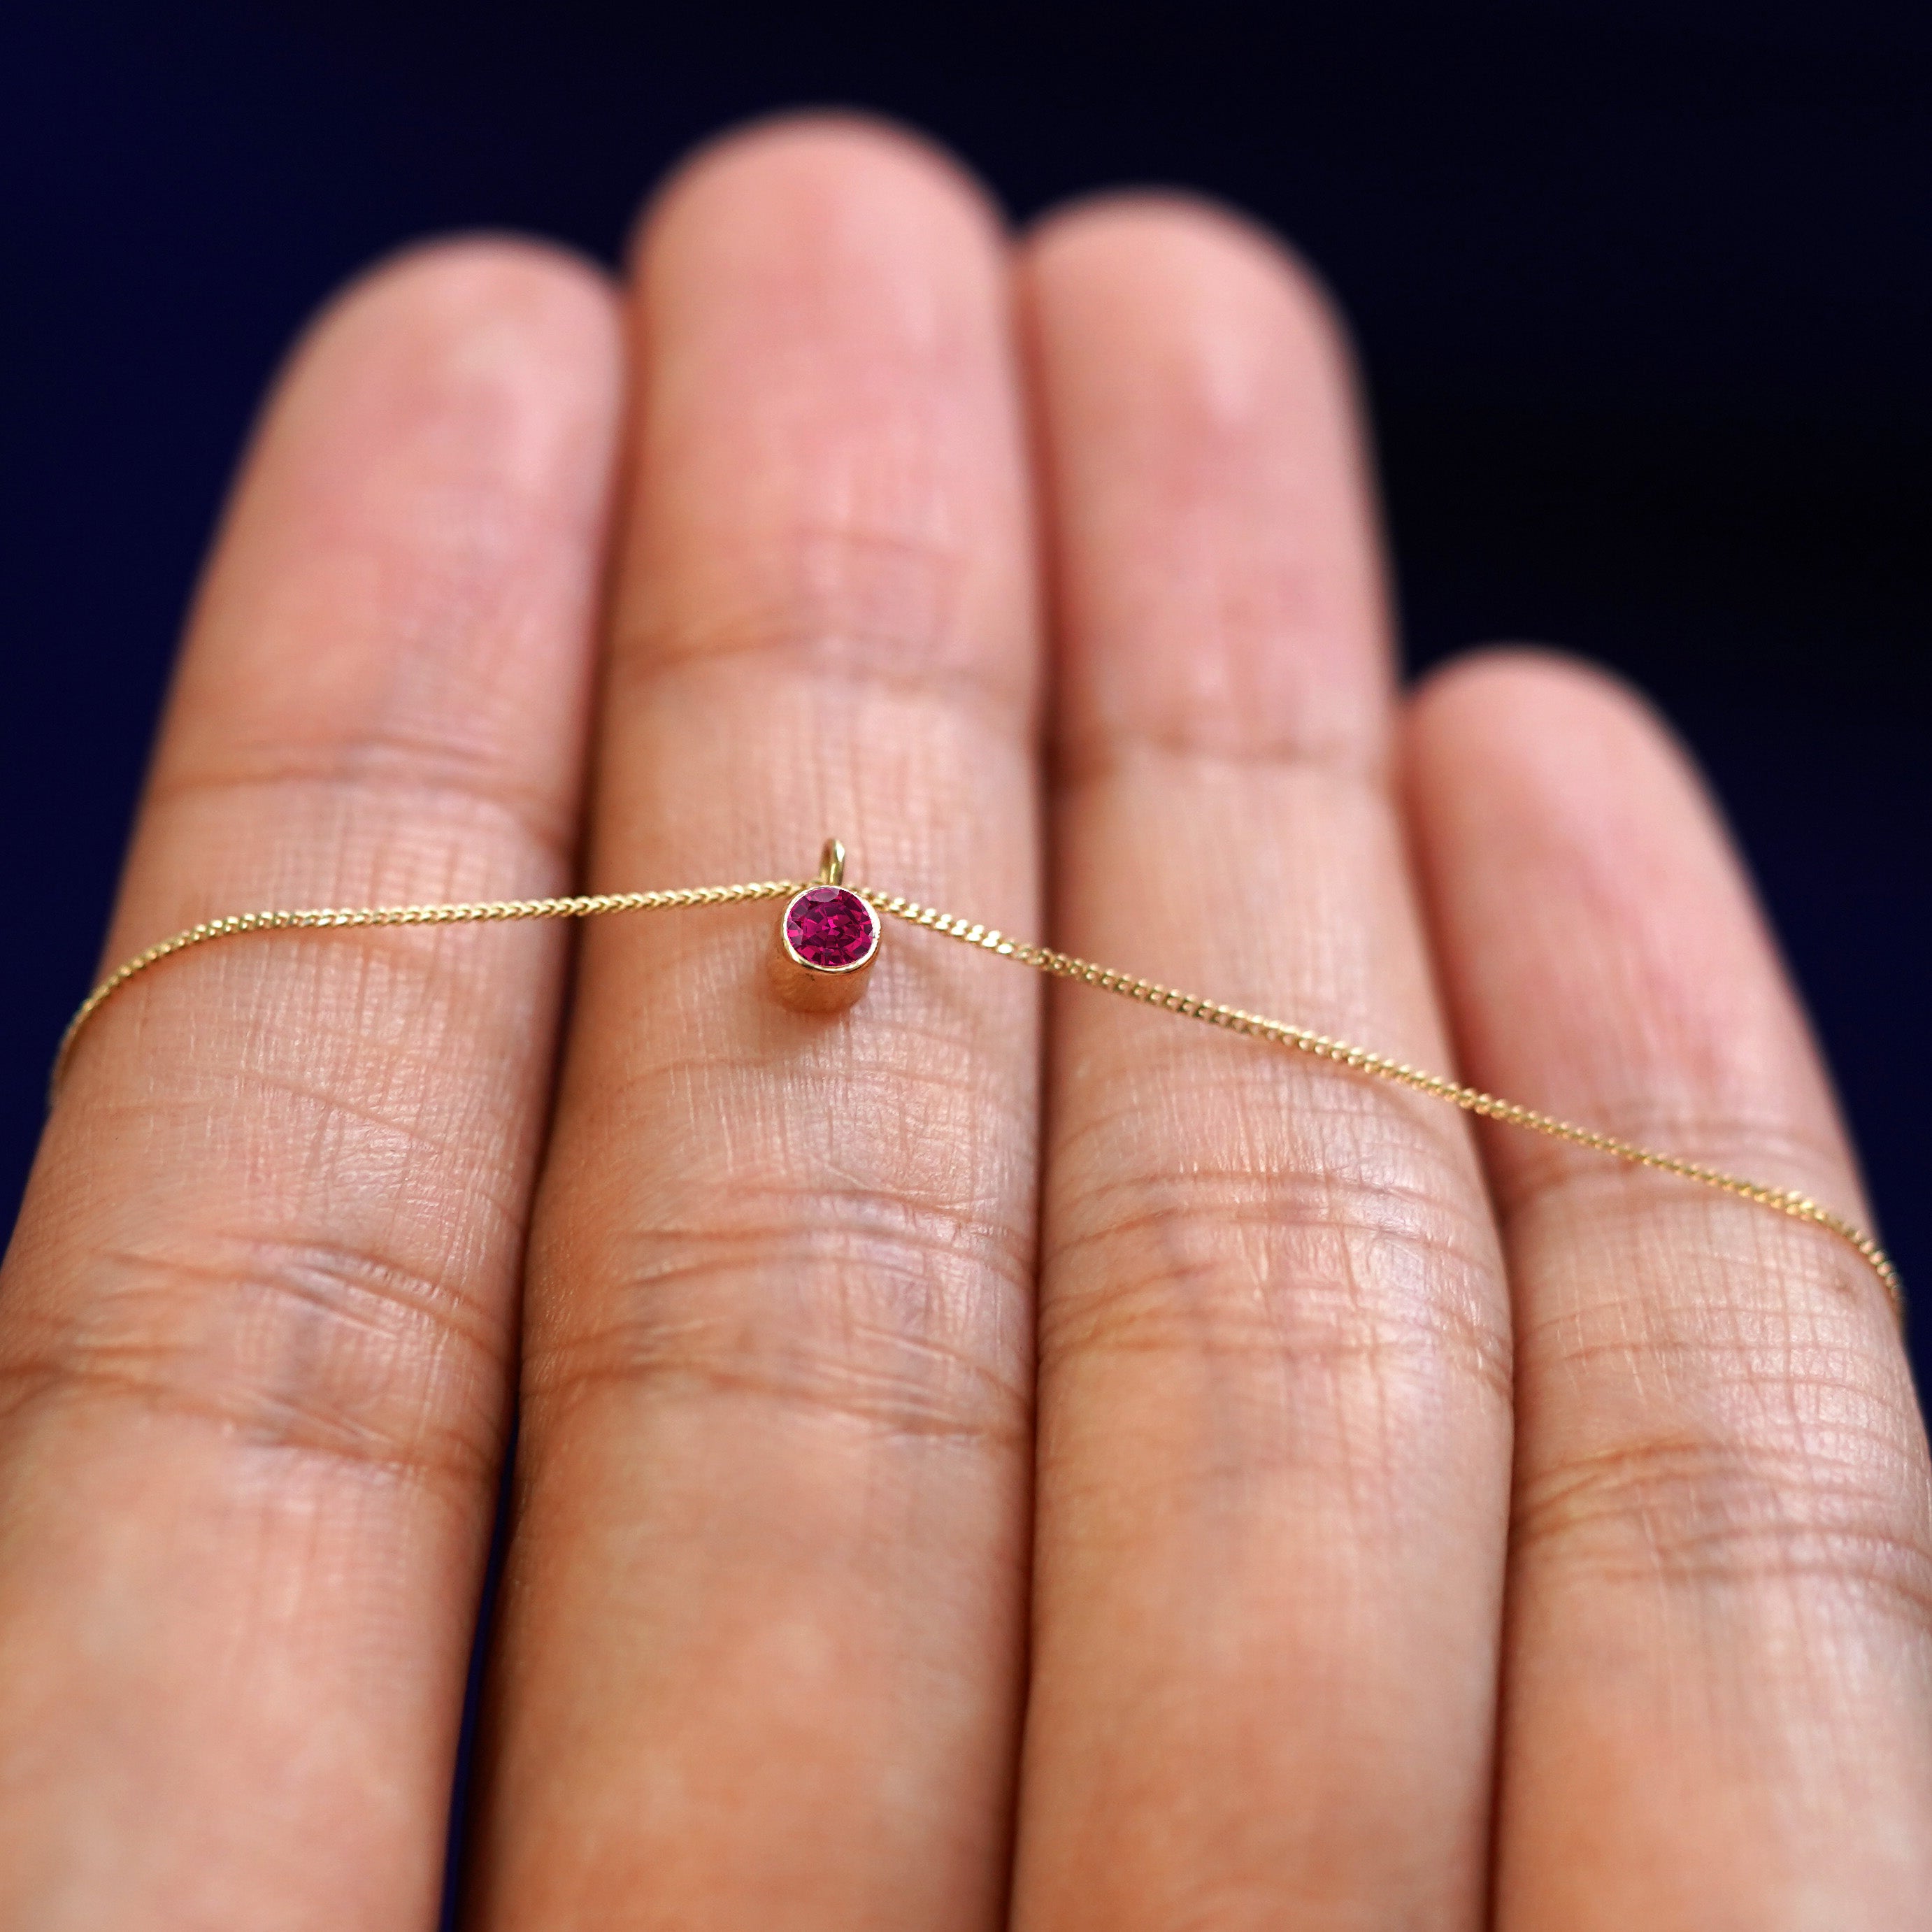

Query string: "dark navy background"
[4, 0, 1929, 1666]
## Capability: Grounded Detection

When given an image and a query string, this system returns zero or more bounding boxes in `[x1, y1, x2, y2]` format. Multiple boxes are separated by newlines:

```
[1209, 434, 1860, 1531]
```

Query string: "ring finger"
[1012, 201, 1513, 1931]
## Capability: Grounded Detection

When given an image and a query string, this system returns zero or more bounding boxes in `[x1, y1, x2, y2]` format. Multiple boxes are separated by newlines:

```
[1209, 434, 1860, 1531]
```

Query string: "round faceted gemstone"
[785, 885, 878, 971]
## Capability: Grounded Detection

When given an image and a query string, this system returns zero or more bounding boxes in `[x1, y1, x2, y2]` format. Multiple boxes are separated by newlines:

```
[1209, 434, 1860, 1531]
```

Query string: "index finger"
[0, 244, 620, 1921]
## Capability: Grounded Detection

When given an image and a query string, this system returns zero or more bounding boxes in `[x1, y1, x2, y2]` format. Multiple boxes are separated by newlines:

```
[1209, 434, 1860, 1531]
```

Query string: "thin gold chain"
[49, 881, 801, 1098]
[52, 875, 1904, 1324]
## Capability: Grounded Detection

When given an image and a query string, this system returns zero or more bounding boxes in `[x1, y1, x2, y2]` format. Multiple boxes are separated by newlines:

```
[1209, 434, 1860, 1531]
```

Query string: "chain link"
[52, 873, 1904, 1324]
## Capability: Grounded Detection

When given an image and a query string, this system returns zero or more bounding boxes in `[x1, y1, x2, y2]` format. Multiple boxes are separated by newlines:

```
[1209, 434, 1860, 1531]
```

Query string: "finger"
[0, 245, 620, 1923]
[466, 122, 1043, 1928]
[1010, 201, 1512, 1931]
[1405, 652, 1932, 1929]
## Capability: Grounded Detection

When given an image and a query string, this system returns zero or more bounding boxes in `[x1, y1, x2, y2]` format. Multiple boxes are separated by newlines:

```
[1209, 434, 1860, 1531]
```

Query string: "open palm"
[2, 116, 1925, 1930]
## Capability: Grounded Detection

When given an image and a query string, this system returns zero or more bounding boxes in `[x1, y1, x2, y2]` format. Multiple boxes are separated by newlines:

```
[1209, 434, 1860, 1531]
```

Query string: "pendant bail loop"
[817, 838, 847, 887]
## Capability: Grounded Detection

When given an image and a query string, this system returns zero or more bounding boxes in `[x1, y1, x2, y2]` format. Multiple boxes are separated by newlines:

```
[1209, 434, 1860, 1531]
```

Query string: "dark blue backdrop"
[5, 0, 1928, 1397]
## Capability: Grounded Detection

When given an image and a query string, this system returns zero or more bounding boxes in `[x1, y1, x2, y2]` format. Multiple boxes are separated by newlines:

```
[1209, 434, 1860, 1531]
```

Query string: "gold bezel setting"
[768, 840, 880, 1012]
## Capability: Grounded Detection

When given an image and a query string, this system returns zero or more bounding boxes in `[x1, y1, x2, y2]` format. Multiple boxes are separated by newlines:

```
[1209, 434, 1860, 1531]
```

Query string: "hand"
[2, 116, 1926, 1931]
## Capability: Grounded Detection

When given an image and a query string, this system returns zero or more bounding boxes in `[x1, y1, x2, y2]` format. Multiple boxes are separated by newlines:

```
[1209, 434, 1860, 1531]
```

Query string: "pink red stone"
[785, 886, 877, 971]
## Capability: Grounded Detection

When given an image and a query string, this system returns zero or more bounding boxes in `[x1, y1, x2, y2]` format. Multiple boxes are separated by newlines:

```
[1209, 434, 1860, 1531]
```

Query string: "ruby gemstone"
[785, 886, 877, 971]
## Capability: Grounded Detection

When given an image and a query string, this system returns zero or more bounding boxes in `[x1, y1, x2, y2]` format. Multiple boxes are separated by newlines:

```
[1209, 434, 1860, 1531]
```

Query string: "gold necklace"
[55, 838, 1903, 1324]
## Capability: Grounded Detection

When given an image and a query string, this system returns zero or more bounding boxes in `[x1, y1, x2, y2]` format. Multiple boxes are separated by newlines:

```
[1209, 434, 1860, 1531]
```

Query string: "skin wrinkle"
[623, 1033, 1029, 1110]
[1515, 1448, 1932, 1630]
[613, 630, 1037, 761]
[138, 890, 543, 1043]
[1054, 717, 1387, 794]
[1051, 770, 1449, 1040]
[1043, 1006, 1417, 1140]
[1505, 1185, 1884, 1338]
[142, 736, 584, 878]
[1044, 1043, 1503, 1391]
[588, 1189, 1031, 1325]
[166, 321, 602, 871]
[530, 1296, 1031, 1450]
[590, 694, 1036, 932]
[179, 1057, 527, 1194]
[1046, 1054, 1478, 1203]
[533, 1177, 1036, 1441]
[1531, 1287, 1915, 1403]
[1043, 1208, 1507, 1390]
[1043, 1225, 1505, 1545]
[1492, 1108, 1863, 1226]
[42, 944, 543, 1324]
[577, 985, 1037, 1225]
[0, 1350, 492, 1494]
[582, 1061, 1032, 1223]
[630, 174, 1032, 708]
[78, 989, 547, 1257]
[616, 515, 1030, 707]
[107, 794, 573, 999]
[30, 1192, 514, 1517]
[106, 1219, 503, 1359]
[1512, 1285, 1932, 1621]
[0, 1227, 510, 1487]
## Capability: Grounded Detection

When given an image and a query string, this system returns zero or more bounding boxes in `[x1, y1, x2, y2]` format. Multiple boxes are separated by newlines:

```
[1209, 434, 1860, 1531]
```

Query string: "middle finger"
[468, 121, 1043, 1928]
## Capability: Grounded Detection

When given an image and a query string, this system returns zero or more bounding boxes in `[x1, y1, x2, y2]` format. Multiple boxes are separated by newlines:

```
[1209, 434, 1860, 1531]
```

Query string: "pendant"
[771, 838, 880, 1012]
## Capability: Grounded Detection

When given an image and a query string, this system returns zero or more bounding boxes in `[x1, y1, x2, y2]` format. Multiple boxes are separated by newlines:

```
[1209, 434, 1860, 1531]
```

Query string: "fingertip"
[230, 239, 627, 589]
[287, 235, 624, 417]
[1022, 189, 1361, 393]
[1410, 644, 1664, 743]
[167, 233, 628, 852]
[629, 110, 1010, 282]
[213, 235, 626, 647]
[1402, 645, 1786, 1126]
[1405, 646, 1713, 854]
[1019, 186, 1388, 780]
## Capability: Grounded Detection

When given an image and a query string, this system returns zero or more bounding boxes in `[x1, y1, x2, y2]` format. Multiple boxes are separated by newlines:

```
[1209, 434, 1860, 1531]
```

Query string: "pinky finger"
[1405, 651, 1932, 1930]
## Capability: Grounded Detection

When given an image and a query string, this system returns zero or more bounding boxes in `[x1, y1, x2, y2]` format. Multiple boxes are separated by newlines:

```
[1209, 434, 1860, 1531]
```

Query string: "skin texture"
[0, 243, 621, 1923]
[469, 127, 1043, 1930]
[0, 114, 1926, 1931]
[1405, 661, 1932, 1930]
[1013, 206, 1510, 1932]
